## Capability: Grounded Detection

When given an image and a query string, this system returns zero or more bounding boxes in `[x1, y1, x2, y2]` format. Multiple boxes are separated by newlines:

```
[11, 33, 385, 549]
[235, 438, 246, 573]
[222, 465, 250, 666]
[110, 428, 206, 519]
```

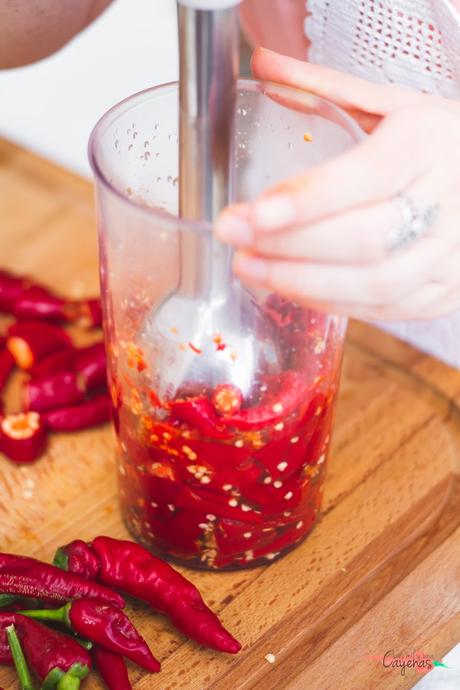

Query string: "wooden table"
[0, 138, 459, 690]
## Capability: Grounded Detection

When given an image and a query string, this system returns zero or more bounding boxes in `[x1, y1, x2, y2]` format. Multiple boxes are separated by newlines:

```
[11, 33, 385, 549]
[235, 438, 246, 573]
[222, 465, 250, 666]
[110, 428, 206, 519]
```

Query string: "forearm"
[0, 0, 113, 68]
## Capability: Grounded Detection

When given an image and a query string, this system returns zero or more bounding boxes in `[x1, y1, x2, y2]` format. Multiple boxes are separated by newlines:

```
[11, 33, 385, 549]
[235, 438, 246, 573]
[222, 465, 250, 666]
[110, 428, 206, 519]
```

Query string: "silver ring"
[387, 193, 440, 253]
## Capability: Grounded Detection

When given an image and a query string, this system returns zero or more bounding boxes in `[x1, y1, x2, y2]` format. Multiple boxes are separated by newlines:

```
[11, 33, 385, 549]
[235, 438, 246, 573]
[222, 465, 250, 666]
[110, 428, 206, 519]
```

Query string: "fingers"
[217, 110, 431, 239]
[233, 234, 447, 310]
[251, 48, 422, 116]
[219, 171, 448, 265]
[222, 198, 401, 264]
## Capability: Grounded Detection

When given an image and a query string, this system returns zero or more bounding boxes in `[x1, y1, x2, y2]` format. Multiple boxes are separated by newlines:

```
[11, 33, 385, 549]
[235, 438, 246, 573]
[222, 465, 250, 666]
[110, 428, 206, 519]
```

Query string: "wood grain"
[0, 138, 459, 690]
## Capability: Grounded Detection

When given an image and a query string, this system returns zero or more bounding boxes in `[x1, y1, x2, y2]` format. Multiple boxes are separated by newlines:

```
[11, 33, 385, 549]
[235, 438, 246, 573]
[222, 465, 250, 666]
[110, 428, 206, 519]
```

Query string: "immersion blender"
[141, 0, 280, 400]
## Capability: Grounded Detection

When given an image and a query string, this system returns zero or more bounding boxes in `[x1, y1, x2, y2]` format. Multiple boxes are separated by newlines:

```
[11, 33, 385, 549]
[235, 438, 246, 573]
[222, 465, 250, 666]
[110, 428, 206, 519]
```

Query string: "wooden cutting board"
[0, 138, 459, 690]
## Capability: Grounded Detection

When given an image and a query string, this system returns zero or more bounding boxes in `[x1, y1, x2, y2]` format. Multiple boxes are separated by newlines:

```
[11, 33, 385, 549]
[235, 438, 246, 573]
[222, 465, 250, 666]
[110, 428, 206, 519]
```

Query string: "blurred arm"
[0, 0, 113, 68]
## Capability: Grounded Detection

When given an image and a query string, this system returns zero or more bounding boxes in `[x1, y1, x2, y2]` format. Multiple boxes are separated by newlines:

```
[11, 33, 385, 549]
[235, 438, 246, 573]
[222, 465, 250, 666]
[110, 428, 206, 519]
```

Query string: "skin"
[2, 1, 460, 321]
[0, 0, 113, 68]
[216, 48, 460, 321]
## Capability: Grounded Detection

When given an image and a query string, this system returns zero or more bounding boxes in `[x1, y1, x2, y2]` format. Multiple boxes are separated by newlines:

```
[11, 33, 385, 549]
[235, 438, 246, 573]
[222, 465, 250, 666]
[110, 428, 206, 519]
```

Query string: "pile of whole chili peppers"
[0, 269, 110, 464]
[0, 536, 240, 689]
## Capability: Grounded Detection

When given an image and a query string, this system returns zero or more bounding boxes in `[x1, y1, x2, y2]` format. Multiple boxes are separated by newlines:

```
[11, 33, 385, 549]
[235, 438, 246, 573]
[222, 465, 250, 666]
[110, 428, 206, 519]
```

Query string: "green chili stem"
[56, 670, 83, 690]
[53, 548, 69, 572]
[0, 594, 18, 608]
[19, 603, 71, 628]
[6, 624, 35, 690]
[74, 637, 93, 651]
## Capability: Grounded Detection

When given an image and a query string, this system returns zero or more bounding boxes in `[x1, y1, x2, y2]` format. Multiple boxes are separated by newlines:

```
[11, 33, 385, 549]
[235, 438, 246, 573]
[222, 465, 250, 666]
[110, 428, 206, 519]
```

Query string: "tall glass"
[89, 80, 362, 570]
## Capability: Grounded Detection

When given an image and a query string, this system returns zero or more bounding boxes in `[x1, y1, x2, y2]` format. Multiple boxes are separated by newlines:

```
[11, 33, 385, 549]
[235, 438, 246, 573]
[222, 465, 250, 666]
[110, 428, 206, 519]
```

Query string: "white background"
[0, 0, 458, 686]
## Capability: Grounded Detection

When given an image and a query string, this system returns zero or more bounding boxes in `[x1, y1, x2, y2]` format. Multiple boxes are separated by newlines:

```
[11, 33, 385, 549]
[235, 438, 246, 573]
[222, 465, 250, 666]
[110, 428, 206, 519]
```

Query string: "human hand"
[215, 48, 460, 321]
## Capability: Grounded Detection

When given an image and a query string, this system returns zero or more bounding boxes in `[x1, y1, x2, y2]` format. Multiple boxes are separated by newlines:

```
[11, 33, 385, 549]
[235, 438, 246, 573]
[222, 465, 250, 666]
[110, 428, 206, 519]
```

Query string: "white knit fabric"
[305, 0, 460, 368]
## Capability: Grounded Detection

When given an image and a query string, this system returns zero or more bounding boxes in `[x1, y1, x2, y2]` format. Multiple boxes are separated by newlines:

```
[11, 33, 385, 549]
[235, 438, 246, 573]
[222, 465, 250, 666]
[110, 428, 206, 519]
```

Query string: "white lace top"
[305, 0, 460, 368]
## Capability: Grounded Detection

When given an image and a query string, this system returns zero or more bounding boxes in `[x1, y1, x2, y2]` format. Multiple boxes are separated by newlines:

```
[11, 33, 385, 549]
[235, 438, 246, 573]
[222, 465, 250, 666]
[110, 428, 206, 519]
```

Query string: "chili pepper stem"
[19, 603, 71, 627]
[53, 548, 69, 572]
[6, 624, 36, 690]
[0, 593, 18, 608]
[56, 674, 81, 690]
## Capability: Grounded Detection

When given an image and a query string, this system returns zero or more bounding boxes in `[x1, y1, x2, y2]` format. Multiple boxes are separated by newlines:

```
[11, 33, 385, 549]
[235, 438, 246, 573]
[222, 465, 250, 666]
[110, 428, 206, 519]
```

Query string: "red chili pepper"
[55, 537, 241, 654]
[220, 370, 306, 430]
[0, 553, 124, 608]
[175, 485, 263, 524]
[93, 647, 132, 690]
[25, 372, 86, 413]
[2, 614, 91, 690]
[31, 348, 75, 380]
[54, 540, 100, 580]
[0, 270, 29, 312]
[7, 321, 71, 371]
[12, 285, 69, 322]
[169, 398, 232, 439]
[43, 394, 111, 432]
[0, 411, 47, 464]
[20, 600, 160, 673]
[0, 349, 14, 395]
[73, 342, 107, 389]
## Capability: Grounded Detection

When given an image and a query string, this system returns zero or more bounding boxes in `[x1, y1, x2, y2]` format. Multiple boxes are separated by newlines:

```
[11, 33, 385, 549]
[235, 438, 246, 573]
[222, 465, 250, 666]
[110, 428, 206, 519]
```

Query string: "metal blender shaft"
[177, 1, 240, 300]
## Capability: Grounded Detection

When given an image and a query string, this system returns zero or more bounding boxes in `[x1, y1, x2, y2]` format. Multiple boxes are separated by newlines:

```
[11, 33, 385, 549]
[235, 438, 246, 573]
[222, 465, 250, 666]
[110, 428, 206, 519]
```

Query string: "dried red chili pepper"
[12, 285, 69, 322]
[55, 536, 241, 654]
[93, 647, 132, 690]
[0, 553, 124, 608]
[73, 343, 106, 389]
[31, 348, 75, 380]
[25, 372, 86, 413]
[20, 600, 160, 673]
[43, 394, 111, 432]
[54, 540, 100, 580]
[220, 370, 306, 430]
[0, 411, 47, 464]
[7, 322, 71, 371]
[3, 614, 91, 690]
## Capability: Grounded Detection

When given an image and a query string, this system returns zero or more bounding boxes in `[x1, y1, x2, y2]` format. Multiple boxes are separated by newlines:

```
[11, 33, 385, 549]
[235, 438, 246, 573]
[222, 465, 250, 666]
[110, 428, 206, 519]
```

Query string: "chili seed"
[264, 653, 276, 664]
[200, 476, 211, 484]
[223, 484, 232, 491]
[228, 498, 238, 507]
[274, 422, 284, 431]
[263, 476, 273, 484]
[206, 514, 216, 521]
[243, 532, 252, 538]
[284, 491, 293, 500]
[296, 521, 303, 529]
[273, 480, 283, 489]
[272, 402, 283, 413]
[318, 454, 326, 464]
[277, 461, 288, 472]
[290, 436, 299, 444]
[241, 504, 251, 512]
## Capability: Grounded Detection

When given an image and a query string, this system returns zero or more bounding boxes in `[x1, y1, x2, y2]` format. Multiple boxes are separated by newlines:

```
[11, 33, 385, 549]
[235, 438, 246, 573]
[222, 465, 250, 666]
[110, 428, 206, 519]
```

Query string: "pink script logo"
[368, 650, 449, 676]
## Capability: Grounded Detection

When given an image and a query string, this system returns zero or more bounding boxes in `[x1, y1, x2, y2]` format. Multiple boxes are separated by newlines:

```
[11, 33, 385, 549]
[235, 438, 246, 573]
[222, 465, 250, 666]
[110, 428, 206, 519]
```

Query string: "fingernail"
[252, 194, 297, 231]
[215, 212, 253, 246]
[234, 253, 268, 282]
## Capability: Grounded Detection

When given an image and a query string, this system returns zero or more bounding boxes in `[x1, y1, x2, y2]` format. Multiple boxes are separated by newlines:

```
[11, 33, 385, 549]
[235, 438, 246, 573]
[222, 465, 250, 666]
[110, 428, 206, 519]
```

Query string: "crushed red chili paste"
[115, 297, 342, 570]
